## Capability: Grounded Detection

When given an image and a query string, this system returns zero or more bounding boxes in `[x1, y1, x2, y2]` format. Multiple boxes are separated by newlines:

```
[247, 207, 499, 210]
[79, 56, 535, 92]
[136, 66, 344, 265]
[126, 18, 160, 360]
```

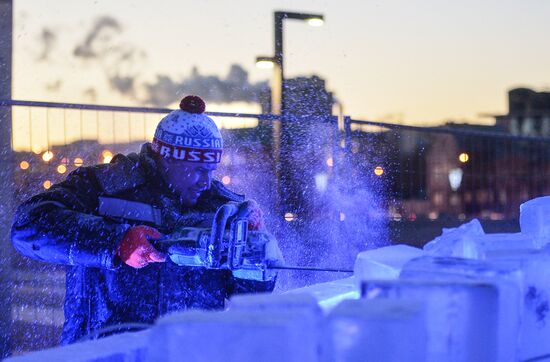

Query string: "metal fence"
[343, 116, 550, 245]
[2, 99, 550, 354]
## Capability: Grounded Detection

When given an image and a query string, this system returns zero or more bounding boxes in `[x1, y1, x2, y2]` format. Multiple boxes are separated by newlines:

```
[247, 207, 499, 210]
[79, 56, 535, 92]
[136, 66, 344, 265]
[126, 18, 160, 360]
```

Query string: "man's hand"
[235, 200, 265, 231]
[117, 225, 166, 269]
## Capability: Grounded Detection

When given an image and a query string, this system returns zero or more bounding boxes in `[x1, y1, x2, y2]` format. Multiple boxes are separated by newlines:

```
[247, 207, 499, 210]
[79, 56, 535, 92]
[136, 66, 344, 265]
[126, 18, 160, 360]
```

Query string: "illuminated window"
[74, 158, 84, 167]
[43, 180, 52, 189]
[374, 166, 384, 176]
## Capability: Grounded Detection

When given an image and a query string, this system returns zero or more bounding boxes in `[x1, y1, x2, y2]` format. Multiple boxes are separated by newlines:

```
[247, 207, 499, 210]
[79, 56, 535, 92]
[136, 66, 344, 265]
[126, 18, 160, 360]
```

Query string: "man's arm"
[11, 166, 130, 269]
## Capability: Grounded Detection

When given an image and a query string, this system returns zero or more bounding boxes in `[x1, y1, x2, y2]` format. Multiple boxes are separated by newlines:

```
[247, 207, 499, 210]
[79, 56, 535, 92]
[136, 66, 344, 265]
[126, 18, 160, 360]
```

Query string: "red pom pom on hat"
[179, 95, 206, 114]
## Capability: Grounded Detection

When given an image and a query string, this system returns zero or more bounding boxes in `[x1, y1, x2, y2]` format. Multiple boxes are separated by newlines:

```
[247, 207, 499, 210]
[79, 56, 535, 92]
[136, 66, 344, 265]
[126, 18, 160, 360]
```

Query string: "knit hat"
[151, 95, 223, 163]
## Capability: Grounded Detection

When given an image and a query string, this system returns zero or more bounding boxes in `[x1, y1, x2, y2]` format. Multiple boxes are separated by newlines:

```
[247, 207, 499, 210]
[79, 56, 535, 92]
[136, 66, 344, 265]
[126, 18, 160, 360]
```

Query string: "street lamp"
[255, 56, 275, 69]
[256, 11, 324, 215]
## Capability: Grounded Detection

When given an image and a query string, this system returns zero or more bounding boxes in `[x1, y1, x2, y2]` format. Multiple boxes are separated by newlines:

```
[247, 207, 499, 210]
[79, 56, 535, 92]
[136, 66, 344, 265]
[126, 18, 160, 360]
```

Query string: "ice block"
[520, 196, 550, 247]
[400, 256, 522, 362]
[285, 277, 359, 312]
[325, 299, 427, 362]
[353, 245, 424, 281]
[5, 330, 149, 362]
[361, 279, 499, 362]
[484, 249, 550, 361]
[147, 308, 320, 362]
[423, 219, 485, 258]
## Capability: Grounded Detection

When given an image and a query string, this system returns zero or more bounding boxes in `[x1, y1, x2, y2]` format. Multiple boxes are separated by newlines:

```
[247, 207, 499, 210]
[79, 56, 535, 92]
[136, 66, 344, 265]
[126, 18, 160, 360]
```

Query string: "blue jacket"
[11, 143, 275, 344]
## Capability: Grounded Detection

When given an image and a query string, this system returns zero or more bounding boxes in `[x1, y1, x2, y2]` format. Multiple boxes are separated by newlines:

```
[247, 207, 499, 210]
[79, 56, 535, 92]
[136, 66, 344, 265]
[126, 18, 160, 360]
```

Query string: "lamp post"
[0, 0, 13, 357]
[256, 11, 324, 216]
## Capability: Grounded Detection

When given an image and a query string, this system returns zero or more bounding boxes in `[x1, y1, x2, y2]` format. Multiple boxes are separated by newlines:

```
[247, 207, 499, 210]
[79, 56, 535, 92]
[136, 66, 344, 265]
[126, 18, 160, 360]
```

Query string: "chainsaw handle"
[208, 203, 240, 267]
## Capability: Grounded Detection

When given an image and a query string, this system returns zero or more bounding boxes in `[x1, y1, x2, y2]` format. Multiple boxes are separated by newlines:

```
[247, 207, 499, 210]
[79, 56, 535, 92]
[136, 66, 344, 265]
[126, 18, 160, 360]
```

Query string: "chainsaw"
[152, 203, 274, 281]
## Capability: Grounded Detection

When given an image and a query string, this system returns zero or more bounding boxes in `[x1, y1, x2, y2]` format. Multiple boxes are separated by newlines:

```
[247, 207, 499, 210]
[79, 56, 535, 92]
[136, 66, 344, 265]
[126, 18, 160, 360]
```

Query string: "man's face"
[157, 157, 217, 206]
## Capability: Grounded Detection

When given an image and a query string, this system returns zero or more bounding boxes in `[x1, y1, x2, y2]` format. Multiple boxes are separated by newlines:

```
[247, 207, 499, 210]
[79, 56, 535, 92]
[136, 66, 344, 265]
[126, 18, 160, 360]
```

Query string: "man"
[11, 95, 283, 344]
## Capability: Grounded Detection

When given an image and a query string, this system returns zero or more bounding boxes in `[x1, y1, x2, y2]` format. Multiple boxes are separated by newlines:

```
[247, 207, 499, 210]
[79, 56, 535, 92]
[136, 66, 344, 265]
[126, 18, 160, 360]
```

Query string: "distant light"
[57, 165, 67, 174]
[307, 18, 324, 27]
[458, 213, 466, 221]
[326, 157, 334, 167]
[408, 213, 417, 221]
[428, 211, 439, 220]
[392, 213, 402, 221]
[222, 175, 231, 185]
[42, 151, 54, 162]
[74, 158, 84, 167]
[339, 212, 346, 222]
[459, 152, 469, 163]
[61, 157, 69, 165]
[102, 150, 113, 158]
[284, 212, 297, 222]
[374, 166, 384, 176]
[256, 60, 274, 69]
[43, 180, 52, 189]
[103, 156, 113, 164]
[19, 161, 30, 170]
[314, 173, 328, 192]
[32, 145, 43, 155]
[448, 168, 464, 191]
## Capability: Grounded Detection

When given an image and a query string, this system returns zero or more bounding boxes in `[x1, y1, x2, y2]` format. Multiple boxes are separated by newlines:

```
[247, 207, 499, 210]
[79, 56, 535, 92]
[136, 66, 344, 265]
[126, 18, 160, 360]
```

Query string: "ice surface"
[423, 219, 485, 258]
[147, 308, 320, 362]
[285, 276, 359, 312]
[520, 196, 550, 246]
[361, 279, 499, 362]
[324, 298, 427, 362]
[5, 330, 149, 362]
[353, 245, 424, 281]
[483, 249, 550, 361]
[400, 256, 523, 362]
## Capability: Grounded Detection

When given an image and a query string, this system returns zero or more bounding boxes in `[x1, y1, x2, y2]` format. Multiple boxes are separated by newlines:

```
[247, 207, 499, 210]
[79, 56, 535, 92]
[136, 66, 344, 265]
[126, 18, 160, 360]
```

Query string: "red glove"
[247, 206, 264, 231]
[117, 225, 166, 269]
[235, 200, 264, 231]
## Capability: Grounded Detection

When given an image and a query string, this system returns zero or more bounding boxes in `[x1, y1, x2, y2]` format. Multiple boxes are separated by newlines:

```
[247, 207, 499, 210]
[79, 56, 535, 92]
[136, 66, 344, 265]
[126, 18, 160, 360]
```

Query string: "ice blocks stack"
[350, 196, 550, 361]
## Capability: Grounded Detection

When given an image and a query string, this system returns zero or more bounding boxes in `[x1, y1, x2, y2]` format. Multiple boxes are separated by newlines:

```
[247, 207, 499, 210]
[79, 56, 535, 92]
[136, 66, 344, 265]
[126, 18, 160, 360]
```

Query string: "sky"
[10, 0, 550, 144]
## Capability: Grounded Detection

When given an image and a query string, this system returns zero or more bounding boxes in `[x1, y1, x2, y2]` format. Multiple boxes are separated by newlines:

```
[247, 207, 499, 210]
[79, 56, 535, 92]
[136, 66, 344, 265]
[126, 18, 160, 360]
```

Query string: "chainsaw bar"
[267, 265, 354, 273]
